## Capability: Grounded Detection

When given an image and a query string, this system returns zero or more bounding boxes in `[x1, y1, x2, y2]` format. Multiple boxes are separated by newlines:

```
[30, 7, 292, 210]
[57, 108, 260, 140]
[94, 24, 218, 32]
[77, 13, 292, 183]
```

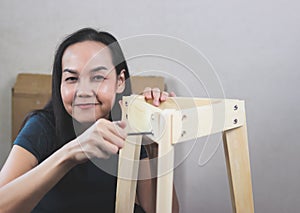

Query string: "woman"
[0, 28, 178, 213]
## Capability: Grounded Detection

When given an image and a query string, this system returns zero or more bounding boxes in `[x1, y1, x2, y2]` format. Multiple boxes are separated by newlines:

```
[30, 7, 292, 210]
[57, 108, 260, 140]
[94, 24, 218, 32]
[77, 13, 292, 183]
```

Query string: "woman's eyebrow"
[63, 68, 78, 74]
[90, 66, 108, 72]
[62, 66, 108, 74]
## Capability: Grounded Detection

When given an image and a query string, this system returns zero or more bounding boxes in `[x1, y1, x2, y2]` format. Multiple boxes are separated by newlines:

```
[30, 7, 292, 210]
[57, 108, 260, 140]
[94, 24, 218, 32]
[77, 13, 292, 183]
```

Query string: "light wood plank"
[116, 95, 254, 213]
[175, 99, 245, 144]
[223, 117, 254, 213]
[154, 110, 177, 213]
[115, 97, 143, 213]
[124, 95, 245, 143]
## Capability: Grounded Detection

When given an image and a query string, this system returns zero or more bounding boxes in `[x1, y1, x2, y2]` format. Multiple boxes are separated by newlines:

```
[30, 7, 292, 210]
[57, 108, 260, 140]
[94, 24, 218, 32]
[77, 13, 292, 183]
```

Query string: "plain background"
[0, 0, 299, 212]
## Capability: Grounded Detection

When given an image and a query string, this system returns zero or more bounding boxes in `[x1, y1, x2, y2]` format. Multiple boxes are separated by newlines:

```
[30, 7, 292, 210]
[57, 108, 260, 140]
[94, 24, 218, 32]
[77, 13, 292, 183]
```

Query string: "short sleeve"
[13, 113, 56, 163]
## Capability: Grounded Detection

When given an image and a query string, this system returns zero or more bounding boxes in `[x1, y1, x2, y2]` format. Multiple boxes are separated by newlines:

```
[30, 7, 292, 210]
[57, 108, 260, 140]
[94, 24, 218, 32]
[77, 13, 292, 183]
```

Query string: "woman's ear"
[116, 69, 126, 93]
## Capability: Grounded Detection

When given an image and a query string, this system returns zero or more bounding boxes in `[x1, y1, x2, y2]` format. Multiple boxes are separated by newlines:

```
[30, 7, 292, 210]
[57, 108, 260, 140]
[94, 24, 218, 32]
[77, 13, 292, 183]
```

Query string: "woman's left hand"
[143, 87, 176, 107]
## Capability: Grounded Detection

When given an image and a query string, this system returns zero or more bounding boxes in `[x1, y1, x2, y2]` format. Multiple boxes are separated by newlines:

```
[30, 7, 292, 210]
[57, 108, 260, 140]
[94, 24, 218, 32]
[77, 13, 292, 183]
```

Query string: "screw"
[234, 105, 238, 110]
[233, 119, 238, 124]
[181, 130, 186, 137]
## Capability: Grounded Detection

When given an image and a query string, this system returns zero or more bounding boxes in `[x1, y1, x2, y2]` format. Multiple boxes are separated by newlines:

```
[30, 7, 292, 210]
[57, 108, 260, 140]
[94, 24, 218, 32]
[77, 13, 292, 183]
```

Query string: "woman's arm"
[0, 118, 127, 213]
[0, 145, 75, 213]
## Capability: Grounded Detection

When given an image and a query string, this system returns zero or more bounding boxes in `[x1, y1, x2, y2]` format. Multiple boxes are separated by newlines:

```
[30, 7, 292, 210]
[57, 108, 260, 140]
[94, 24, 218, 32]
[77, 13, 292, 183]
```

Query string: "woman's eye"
[92, 75, 105, 81]
[65, 77, 78, 82]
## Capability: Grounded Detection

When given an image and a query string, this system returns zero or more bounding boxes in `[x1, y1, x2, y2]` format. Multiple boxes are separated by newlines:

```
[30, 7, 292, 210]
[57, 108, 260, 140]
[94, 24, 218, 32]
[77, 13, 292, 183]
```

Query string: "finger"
[160, 91, 169, 102]
[97, 122, 126, 149]
[103, 130, 125, 149]
[96, 119, 126, 145]
[83, 133, 119, 158]
[114, 120, 127, 130]
[97, 139, 120, 155]
[90, 145, 111, 159]
[143, 87, 152, 99]
[152, 88, 161, 106]
[111, 122, 127, 140]
[169, 91, 176, 97]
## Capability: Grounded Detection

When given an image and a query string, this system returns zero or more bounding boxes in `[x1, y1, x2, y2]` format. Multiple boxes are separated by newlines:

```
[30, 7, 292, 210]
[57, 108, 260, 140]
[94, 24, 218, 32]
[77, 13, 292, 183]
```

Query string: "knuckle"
[162, 91, 169, 96]
[112, 146, 119, 154]
[152, 87, 160, 93]
[96, 118, 106, 125]
[143, 87, 151, 92]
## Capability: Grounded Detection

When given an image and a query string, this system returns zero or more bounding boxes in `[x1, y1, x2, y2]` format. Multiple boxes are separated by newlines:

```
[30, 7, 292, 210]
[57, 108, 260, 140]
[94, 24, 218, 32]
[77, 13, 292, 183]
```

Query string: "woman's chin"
[76, 118, 96, 125]
[72, 119, 95, 134]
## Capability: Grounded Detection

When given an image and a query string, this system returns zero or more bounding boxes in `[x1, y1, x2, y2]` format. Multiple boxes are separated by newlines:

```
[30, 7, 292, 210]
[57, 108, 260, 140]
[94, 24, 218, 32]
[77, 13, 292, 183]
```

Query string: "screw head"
[151, 114, 155, 120]
[234, 105, 238, 110]
[233, 119, 238, 124]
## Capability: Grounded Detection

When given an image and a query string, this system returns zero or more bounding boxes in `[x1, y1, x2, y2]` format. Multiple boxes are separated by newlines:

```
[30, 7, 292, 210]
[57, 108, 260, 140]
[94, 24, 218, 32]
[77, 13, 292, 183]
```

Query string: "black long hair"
[22, 28, 131, 146]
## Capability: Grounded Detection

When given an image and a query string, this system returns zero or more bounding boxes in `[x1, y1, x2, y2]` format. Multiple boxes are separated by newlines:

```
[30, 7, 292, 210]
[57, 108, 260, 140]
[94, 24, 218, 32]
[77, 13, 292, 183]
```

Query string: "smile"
[73, 103, 100, 109]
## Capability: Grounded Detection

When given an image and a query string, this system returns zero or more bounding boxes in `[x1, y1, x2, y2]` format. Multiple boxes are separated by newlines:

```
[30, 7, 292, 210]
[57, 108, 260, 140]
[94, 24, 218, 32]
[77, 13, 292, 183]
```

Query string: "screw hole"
[233, 119, 238, 124]
[151, 114, 155, 120]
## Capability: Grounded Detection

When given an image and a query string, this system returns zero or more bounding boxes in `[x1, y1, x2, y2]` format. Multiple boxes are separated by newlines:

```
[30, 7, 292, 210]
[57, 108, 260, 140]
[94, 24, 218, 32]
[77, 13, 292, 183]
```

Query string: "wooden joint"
[149, 110, 182, 145]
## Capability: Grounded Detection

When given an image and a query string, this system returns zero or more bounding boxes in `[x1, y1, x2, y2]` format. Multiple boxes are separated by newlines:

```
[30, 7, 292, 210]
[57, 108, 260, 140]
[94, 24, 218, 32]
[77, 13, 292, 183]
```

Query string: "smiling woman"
[60, 41, 126, 123]
[0, 28, 179, 213]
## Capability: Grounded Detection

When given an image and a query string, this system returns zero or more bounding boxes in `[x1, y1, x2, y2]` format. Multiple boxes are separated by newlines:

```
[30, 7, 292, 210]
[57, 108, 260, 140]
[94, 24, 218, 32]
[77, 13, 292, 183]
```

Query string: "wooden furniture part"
[116, 95, 254, 213]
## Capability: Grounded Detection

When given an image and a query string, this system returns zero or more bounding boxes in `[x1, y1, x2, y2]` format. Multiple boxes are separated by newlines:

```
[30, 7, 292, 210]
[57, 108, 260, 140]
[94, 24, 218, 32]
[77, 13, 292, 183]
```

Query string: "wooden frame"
[115, 95, 254, 213]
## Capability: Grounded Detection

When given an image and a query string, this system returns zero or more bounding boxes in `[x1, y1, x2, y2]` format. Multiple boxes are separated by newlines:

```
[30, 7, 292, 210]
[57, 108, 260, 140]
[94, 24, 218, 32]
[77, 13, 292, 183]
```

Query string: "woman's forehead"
[62, 41, 114, 70]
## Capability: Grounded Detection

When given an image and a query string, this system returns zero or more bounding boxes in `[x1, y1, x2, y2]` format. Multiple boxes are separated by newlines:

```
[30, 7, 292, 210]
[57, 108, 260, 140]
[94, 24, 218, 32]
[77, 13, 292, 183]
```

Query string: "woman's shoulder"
[13, 110, 57, 162]
[33, 110, 55, 127]
[22, 110, 55, 133]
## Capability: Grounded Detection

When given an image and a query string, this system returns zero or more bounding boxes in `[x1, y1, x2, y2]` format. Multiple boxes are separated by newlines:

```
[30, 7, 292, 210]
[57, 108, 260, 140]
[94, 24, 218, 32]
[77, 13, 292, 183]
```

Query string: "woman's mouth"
[73, 103, 100, 109]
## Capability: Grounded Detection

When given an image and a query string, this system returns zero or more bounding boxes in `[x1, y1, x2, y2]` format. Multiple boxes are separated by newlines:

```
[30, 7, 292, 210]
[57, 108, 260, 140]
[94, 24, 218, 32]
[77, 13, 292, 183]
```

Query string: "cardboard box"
[11, 74, 164, 142]
[130, 76, 165, 94]
[12, 73, 52, 141]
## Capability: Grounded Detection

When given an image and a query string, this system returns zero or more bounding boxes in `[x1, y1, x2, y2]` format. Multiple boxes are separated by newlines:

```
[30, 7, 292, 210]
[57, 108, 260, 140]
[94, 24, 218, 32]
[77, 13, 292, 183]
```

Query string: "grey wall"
[1, 0, 299, 212]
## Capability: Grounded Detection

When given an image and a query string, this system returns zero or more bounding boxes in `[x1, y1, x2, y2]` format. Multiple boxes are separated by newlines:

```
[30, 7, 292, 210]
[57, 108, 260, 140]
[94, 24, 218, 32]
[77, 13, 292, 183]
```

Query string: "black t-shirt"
[14, 112, 147, 212]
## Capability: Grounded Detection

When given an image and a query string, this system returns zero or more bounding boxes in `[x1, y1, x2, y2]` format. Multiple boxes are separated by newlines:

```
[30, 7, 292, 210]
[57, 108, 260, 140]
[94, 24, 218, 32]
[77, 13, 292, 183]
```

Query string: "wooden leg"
[155, 111, 175, 213]
[223, 123, 254, 213]
[115, 135, 142, 213]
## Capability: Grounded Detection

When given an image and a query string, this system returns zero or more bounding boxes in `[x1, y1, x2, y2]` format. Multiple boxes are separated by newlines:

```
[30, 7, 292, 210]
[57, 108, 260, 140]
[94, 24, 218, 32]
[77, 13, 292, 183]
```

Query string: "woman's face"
[61, 41, 125, 123]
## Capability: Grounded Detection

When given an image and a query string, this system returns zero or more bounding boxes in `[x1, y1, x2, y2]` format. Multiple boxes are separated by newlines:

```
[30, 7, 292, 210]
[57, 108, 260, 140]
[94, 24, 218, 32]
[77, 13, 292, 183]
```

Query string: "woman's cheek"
[96, 83, 116, 106]
[61, 84, 75, 114]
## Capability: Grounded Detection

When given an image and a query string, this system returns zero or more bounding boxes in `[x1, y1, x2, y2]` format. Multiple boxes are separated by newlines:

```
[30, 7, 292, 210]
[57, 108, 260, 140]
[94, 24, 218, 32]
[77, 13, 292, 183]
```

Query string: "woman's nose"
[76, 80, 94, 97]
[76, 89, 93, 97]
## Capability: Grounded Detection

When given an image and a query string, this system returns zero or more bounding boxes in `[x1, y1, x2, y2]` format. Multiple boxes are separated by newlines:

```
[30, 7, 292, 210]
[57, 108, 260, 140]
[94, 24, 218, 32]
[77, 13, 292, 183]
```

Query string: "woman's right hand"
[65, 119, 127, 164]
